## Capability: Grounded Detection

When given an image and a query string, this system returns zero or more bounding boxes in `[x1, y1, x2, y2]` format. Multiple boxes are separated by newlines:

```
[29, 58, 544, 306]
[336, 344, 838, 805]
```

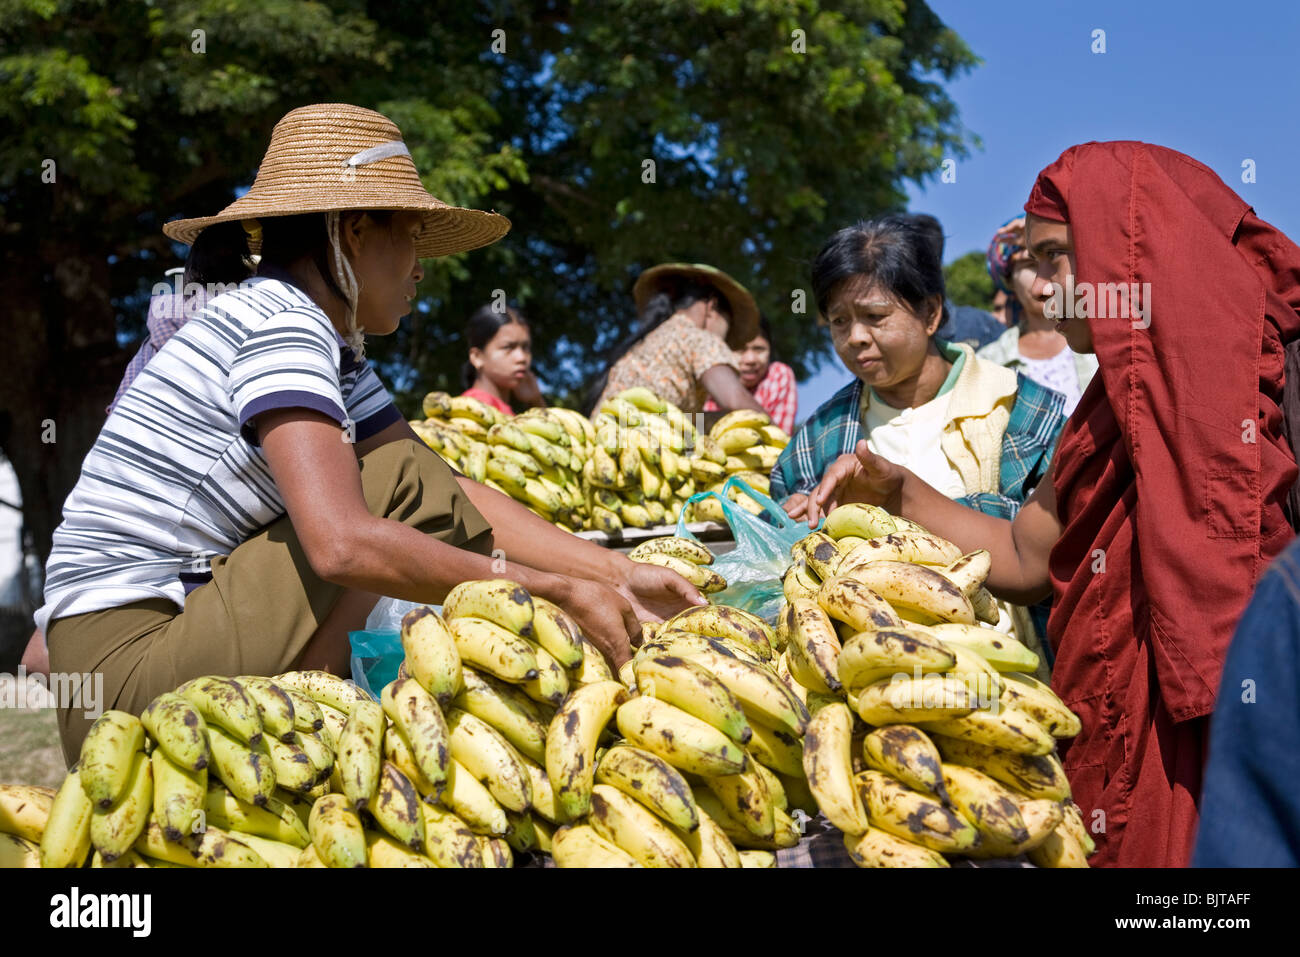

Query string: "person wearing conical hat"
[589, 263, 768, 415]
[37, 104, 706, 762]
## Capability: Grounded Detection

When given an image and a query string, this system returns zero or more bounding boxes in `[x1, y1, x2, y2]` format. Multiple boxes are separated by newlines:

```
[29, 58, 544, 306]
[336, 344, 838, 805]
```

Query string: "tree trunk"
[2, 243, 127, 603]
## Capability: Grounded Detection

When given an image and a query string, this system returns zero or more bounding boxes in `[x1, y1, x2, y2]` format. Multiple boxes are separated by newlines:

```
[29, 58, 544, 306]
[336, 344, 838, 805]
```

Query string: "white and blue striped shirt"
[35, 277, 401, 634]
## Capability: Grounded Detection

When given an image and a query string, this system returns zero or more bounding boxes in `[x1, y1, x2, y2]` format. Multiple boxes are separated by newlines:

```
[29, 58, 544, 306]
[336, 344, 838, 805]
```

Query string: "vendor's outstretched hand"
[561, 577, 641, 668]
[617, 560, 707, 627]
[806, 440, 907, 527]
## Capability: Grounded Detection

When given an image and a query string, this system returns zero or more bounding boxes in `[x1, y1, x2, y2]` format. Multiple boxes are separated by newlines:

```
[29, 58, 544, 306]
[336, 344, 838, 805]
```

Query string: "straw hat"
[162, 103, 510, 257]
[633, 262, 759, 349]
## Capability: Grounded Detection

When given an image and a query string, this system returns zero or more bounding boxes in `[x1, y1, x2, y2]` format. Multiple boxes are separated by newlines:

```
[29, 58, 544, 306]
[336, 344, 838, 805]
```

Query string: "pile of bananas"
[548, 602, 822, 867]
[627, 535, 727, 594]
[682, 410, 788, 523]
[774, 504, 1094, 867]
[417, 392, 596, 533]
[583, 388, 701, 532]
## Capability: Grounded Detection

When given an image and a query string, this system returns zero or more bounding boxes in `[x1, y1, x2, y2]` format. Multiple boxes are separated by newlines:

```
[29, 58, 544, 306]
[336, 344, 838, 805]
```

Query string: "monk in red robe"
[806, 141, 1300, 866]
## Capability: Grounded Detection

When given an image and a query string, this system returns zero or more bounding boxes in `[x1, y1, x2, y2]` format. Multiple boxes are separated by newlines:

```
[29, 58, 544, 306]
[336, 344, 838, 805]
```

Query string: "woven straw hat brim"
[633, 262, 760, 350]
[161, 103, 511, 258]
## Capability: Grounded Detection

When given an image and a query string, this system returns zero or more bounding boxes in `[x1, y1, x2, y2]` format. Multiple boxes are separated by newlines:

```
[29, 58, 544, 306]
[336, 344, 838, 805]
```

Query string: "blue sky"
[796, 0, 1300, 416]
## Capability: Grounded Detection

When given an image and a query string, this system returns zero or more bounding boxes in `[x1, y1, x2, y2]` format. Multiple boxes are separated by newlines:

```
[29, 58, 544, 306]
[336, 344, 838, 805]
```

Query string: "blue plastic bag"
[675, 476, 816, 622]
[348, 598, 427, 699]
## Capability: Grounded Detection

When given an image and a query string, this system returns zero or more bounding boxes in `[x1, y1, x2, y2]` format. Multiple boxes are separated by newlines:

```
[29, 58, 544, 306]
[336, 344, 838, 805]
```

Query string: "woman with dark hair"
[806, 142, 1300, 866]
[591, 263, 766, 415]
[703, 314, 799, 434]
[460, 304, 545, 416]
[36, 104, 704, 762]
[773, 214, 1068, 664]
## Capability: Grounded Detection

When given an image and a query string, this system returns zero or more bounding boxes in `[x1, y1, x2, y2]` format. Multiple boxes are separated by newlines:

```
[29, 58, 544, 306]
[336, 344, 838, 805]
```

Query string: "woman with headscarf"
[978, 217, 1098, 416]
[806, 141, 1300, 866]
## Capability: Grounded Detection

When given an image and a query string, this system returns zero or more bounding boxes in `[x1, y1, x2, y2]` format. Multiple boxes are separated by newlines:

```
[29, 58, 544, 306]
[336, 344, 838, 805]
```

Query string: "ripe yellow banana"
[454, 667, 548, 765]
[521, 638, 570, 706]
[940, 763, 1029, 846]
[861, 724, 949, 803]
[594, 744, 699, 833]
[999, 673, 1083, 738]
[366, 829, 435, 868]
[40, 765, 95, 868]
[369, 761, 425, 851]
[837, 627, 957, 691]
[421, 802, 484, 867]
[141, 692, 210, 771]
[633, 655, 752, 745]
[234, 675, 297, 743]
[1026, 822, 1090, 868]
[530, 596, 585, 669]
[802, 702, 870, 836]
[662, 604, 776, 662]
[792, 531, 846, 580]
[207, 722, 276, 807]
[681, 806, 742, 867]
[705, 759, 776, 840]
[337, 699, 386, 812]
[691, 788, 800, 851]
[552, 823, 642, 867]
[842, 826, 950, 868]
[79, 710, 147, 809]
[839, 560, 976, 625]
[820, 503, 898, 541]
[854, 769, 978, 854]
[1, 831, 42, 867]
[1061, 802, 1096, 855]
[840, 530, 963, 568]
[917, 705, 1056, 756]
[135, 817, 268, 868]
[445, 708, 532, 813]
[588, 783, 696, 868]
[942, 642, 1006, 704]
[205, 780, 309, 847]
[400, 606, 463, 706]
[616, 696, 747, 776]
[442, 758, 510, 835]
[628, 535, 714, 566]
[816, 575, 905, 633]
[257, 732, 317, 794]
[151, 749, 206, 841]
[449, 394, 503, 427]
[177, 676, 264, 748]
[573, 637, 617, 684]
[854, 675, 976, 725]
[783, 561, 822, 603]
[931, 733, 1071, 801]
[90, 748, 152, 862]
[545, 681, 628, 821]
[711, 409, 771, 438]
[643, 630, 767, 669]
[273, 670, 372, 715]
[788, 598, 844, 694]
[382, 676, 450, 798]
[667, 645, 809, 738]
[636, 552, 729, 592]
[924, 622, 1040, 673]
[306, 792, 368, 867]
[0, 784, 54, 844]
[447, 616, 539, 684]
[442, 578, 535, 638]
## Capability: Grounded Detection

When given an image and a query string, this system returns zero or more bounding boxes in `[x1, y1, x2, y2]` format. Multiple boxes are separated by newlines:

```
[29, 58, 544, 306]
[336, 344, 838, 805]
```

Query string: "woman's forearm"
[897, 474, 1052, 605]
[455, 476, 634, 585]
[329, 512, 572, 607]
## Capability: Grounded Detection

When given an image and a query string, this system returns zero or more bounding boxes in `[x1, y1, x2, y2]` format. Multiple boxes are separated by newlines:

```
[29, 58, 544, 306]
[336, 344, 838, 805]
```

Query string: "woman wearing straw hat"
[588, 263, 768, 415]
[35, 104, 705, 761]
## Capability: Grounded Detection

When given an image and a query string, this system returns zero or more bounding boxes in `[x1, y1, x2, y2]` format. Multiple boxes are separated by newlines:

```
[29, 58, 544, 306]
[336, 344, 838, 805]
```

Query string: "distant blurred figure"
[461, 303, 546, 415]
[704, 315, 797, 433]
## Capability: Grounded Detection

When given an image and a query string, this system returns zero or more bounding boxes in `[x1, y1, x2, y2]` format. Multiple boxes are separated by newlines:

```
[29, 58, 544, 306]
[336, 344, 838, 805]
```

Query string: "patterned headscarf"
[985, 214, 1023, 294]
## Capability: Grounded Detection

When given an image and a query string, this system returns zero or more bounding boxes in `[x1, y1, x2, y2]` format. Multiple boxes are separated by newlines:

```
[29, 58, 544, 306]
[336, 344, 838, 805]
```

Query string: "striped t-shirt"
[35, 277, 402, 634]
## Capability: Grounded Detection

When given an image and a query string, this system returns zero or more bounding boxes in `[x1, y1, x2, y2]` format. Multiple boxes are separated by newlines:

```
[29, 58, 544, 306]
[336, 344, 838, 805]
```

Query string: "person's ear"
[923, 296, 945, 336]
[339, 212, 367, 258]
[469, 347, 484, 371]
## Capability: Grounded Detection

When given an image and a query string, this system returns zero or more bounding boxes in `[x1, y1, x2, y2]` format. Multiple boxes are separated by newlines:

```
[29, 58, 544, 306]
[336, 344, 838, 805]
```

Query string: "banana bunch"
[412, 391, 504, 478]
[627, 535, 727, 594]
[21, 671, 369, 869]
[677, 409, 785, 524]
[771, 508, 1092, 866]
[584, 388, 700, 532]
[550, 604, 822, 867]
[481, 407, 595, 532]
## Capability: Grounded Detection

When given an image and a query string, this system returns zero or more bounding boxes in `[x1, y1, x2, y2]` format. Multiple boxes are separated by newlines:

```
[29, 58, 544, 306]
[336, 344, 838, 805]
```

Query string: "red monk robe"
[1026, 142, 1300, 867]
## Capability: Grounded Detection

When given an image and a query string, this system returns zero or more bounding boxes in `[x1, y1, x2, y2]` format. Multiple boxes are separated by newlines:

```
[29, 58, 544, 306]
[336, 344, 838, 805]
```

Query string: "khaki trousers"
[47, 438, 492, 765]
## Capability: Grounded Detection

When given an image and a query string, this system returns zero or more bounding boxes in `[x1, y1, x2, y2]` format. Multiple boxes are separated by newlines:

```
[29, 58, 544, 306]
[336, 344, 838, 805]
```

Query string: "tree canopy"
[1, 0, 978, 573]
[944, 249, 995, 311]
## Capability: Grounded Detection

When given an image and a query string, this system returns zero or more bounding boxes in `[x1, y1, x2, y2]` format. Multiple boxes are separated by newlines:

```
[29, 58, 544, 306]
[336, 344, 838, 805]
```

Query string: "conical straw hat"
[162, 103, 510, 257]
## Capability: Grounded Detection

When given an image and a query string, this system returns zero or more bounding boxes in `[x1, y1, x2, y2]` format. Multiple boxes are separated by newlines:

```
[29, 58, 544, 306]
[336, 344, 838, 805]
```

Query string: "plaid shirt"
[704, 360, 798, 434]
[771, 372, 1067, 519]
[106, 288, 208, 415]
